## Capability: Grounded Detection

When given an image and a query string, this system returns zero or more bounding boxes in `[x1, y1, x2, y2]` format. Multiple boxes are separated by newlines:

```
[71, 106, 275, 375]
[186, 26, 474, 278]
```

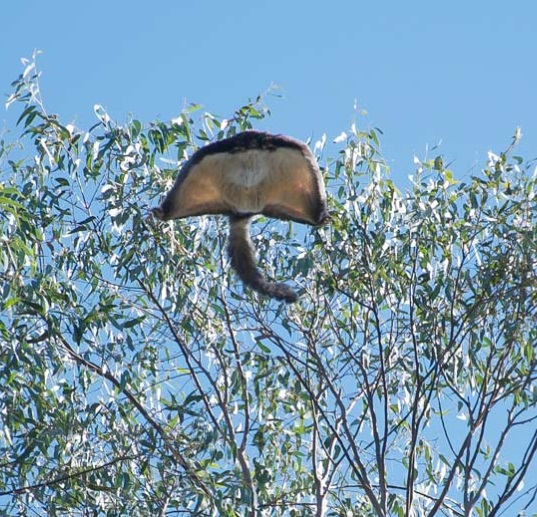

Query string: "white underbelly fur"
[221, 150, 273, 212]
[224, 150, 271, 187]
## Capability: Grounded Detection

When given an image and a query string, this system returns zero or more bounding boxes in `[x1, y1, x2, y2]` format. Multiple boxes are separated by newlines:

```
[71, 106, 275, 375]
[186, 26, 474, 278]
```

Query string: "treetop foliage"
[1, 54, 537, 516]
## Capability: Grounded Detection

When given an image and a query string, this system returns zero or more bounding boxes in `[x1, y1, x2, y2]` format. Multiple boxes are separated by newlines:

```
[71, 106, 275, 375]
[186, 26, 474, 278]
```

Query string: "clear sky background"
[1, 0, 536, 185]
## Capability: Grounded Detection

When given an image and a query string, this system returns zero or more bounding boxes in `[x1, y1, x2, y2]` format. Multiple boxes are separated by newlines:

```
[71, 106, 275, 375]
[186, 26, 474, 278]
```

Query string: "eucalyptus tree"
[1, 55, 536, 516]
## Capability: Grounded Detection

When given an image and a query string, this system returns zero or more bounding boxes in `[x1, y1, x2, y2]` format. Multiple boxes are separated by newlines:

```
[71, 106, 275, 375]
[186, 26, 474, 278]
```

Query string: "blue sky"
[2, 0, 536, 184]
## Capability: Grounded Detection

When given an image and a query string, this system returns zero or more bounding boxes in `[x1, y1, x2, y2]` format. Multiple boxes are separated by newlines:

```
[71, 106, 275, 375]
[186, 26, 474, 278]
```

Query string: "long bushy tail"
[227, 216, 298, 303]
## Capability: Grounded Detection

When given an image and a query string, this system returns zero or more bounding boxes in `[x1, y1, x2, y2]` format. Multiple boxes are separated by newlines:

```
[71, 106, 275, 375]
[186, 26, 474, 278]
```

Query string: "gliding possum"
[152, 130, 329, 303]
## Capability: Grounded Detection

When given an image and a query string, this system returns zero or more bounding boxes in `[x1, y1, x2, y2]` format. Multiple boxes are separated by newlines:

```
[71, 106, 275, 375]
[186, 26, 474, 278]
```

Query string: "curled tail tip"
[264, 282, 299, 303]
[237, 273, 299, 303]
[227, 218, 299, 303]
